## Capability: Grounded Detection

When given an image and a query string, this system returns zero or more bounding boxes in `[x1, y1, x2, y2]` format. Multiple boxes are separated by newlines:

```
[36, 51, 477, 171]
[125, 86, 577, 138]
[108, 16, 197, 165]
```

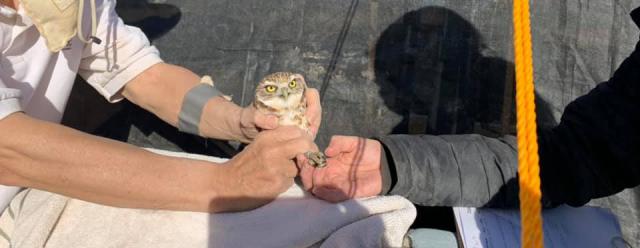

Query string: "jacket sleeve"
[378, 134, 522, 208]
[379, 12, 640, 209]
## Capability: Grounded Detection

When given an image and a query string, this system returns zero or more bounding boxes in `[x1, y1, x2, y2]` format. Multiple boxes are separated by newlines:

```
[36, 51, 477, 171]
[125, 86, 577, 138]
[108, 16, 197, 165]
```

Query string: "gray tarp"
[61, 0, 640, 245]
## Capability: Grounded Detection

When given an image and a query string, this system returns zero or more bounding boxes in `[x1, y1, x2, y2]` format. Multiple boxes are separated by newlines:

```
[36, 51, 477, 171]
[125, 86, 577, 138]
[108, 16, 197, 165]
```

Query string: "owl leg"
[305, 151, 327, 168]
[297, 116, 324, 167]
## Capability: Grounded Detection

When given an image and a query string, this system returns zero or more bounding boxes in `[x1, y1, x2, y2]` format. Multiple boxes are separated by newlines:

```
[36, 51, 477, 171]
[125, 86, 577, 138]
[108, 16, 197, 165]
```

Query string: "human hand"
[303, 88, 322, 138]
[235, 103, 279, 143]
[215, 126, 319, 212]
[298, 136, 383, 203]
[237, 88, 322, 142]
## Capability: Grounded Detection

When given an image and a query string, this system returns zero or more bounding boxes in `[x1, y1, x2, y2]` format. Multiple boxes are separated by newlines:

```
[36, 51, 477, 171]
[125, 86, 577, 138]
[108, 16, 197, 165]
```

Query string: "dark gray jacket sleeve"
[379, 8, 640, 208]
[378, 134, 522, 208]
[380, 43, 640, 208]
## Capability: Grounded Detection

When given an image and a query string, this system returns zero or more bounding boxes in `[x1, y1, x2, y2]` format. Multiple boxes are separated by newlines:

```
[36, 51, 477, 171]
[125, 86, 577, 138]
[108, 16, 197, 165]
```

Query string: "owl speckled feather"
[253, 72, 326, 168]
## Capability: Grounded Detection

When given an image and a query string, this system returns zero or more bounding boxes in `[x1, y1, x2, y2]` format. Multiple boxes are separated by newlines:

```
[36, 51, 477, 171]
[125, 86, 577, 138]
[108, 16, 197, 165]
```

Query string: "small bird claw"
[305, 151, 327, 168]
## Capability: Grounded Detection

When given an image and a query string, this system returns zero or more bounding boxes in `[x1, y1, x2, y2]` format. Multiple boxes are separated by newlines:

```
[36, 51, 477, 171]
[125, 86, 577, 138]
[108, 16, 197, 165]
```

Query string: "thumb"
[297, 154, 315, 191]
[253, 110, 279, 130]
[325, 135, 359, 157]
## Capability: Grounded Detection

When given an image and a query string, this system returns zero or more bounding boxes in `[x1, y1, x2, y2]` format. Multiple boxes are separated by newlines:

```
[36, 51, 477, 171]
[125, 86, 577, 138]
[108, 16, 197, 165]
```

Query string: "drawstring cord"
[77, 0, 101, 44]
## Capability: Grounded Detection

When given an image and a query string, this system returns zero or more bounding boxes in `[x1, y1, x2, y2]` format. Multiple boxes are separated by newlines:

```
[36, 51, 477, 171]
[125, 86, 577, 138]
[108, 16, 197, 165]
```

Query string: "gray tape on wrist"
[178, 84, 224, 135]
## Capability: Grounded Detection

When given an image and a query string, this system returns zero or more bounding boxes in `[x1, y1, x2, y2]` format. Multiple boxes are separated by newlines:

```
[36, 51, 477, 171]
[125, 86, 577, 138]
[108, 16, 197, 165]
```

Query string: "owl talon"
[305, 151, 327, 168]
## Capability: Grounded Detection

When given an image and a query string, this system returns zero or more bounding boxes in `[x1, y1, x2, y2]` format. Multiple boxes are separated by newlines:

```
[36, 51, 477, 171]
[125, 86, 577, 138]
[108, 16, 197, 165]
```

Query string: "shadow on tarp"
[374, 6, 556, 138]
[372, 6, 556, 233]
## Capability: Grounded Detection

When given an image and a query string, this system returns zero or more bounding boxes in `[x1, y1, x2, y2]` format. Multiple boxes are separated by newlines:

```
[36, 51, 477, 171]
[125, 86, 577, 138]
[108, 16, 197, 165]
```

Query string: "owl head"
[255, 72, 307, 110]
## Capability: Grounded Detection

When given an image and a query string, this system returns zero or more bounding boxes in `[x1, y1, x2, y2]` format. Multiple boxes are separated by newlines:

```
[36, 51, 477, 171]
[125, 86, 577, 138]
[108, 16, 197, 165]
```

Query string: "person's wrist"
[199, 97, 244, 141]
[149, 157, 228, 213]
[223, 102, 245, 142]
[208, 159, 256, 213]
[194, 160, 238, 213]
[177, 76, 227, 136]
[233, 106, 256, 143]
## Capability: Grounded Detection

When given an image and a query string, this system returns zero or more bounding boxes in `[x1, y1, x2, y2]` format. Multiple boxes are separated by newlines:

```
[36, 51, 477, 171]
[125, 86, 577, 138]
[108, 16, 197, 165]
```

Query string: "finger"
[312, 186, 350, 203]
[281, 161, 298, 178]
[324, 135, 359, 157]
[268, 159, 298, 178]
[295, 154, 307, 170]
[275, 137, 319, 159]
[259, 126, 310, 143]
[253, 109, 279, 130]
[305, 88, 322, 136]
[298, 156, 316, 191]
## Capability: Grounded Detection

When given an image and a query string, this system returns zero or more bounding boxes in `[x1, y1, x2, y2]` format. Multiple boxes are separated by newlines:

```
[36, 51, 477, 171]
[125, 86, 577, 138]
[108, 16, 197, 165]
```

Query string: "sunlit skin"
[0, 1, 324, 213]
[299, 136, 383, 202]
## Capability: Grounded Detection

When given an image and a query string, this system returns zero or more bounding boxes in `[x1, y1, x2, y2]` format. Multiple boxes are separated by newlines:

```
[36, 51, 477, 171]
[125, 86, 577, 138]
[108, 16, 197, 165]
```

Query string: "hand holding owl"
[219, 126, 320, 212]
[253, 72, 326, 167]
[208, 71, 324, 211]
[196, 75, 320, 144]
[238, 86, 322, 142]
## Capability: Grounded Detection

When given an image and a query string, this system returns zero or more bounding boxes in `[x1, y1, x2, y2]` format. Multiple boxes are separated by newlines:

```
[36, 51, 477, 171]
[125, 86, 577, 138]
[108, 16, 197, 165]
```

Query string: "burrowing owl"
[254, 72, 326, 168]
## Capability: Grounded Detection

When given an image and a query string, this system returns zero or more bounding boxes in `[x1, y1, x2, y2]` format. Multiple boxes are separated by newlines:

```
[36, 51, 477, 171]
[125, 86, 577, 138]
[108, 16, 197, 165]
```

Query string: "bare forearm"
[122, 63, 244, 140]
[0, 113, 227, 212]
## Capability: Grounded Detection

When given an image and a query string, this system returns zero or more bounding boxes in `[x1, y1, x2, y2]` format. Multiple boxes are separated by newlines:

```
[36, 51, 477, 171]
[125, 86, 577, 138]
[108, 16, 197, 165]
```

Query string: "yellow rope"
[513, 0, 544, 247]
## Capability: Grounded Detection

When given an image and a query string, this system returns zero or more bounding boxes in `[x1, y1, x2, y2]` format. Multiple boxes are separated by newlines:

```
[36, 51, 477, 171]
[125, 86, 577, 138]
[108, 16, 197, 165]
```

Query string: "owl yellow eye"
[265, 85, 277, 93]
[289, 80, 297, 88]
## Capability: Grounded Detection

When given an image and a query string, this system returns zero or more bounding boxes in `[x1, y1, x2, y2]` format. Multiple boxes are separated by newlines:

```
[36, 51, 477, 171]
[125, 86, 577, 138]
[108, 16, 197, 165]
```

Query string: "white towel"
[0, 149, 416, 248]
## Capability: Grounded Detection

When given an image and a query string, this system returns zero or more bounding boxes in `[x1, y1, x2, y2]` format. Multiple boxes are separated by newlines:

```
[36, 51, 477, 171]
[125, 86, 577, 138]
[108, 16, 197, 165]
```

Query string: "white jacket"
[0, 0, 163, 210]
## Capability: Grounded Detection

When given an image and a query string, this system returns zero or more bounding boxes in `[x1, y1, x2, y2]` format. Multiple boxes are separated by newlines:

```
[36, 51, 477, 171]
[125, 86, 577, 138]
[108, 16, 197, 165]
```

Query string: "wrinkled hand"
[298, 136, 383, 203]
[237, 88, 322, 142]
[236, 104, 278, 143]
[217, 126, 319, 212]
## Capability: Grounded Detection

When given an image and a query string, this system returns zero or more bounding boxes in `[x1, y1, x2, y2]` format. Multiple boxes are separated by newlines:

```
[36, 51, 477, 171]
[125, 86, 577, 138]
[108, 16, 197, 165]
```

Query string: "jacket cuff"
[375, 138, 396, 195]
[376, 135, 451, 206]
[373, 137, 398, 195]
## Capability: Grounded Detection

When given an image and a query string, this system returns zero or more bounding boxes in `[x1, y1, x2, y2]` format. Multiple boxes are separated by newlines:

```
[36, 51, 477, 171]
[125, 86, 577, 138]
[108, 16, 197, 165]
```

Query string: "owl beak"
[281, 88, 289, 99]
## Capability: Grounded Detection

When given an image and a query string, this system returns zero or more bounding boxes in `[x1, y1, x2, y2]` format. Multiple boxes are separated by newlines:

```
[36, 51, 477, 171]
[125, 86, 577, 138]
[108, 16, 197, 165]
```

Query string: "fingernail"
[324, 148, 334, 155]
